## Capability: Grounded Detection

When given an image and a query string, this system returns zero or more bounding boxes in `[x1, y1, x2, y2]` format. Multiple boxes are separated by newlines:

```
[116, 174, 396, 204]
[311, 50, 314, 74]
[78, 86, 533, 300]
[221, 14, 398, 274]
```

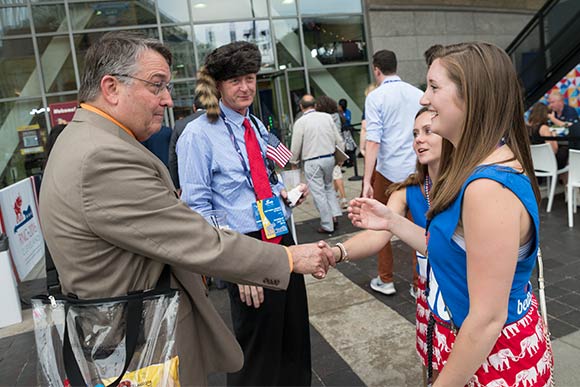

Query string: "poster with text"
[49, 101, 78, 127]
[0, 177, 44, 280]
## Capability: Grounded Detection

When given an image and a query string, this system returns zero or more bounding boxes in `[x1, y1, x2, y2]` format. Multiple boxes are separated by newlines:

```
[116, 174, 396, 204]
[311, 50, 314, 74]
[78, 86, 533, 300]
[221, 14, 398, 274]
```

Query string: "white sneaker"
[370, 277, 396, 295]
[409, 285, 418, 300]
[340, 198, 348, 209]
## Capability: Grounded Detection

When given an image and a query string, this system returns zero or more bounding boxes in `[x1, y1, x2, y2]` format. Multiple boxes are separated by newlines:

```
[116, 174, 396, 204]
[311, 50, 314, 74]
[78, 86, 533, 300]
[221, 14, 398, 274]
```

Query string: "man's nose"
[161, 91, 174, 108]
[240, 80, 251, 91]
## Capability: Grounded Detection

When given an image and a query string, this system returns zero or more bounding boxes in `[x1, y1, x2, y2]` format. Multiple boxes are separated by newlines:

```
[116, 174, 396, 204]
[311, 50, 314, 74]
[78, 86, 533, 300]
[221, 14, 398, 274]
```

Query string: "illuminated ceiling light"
[279, 65, 287, 70]
[282, 0, 294, 4]
[193, 2, 207, 8]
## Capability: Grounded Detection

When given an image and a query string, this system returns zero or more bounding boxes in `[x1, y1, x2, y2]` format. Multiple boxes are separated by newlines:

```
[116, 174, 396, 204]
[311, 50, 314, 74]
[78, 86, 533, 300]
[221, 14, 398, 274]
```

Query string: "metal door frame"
[255, 70, 292, 135]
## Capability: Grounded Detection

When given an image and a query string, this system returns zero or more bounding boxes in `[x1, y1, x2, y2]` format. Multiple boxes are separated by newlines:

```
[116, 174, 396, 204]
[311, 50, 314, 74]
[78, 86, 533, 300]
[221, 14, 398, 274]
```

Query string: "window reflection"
[0, 6, 30, 37]
[0, 98, 45, 189]
[158, 1, 190, 24]
[191, 0, 267, 22]
[302, 16, 366, 66]
[282, 71, 306, 122]
[69, 1, 157, 30]
[171, 81, 197, 120]
[32, 4, 68, 33]
[37, 36, 77, 93]
[266, 70, 307, 143]
[162, 25, 196, 80]
[271, 0, 297, 17]
[0, 38, 39, 99]
[299, 0, 362, 15]
[272, 19, 302, 68]
[194, 21, 274, 70]
[308, 65, 369, 123]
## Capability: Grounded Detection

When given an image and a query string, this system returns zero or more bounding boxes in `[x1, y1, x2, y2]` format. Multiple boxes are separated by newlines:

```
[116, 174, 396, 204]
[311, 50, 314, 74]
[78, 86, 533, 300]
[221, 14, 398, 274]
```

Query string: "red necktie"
[243, 118, 282, 244]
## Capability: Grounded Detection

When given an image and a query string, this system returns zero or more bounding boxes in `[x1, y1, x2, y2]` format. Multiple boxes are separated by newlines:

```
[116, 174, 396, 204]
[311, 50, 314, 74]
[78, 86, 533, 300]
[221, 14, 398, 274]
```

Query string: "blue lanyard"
[220, 112, 268, 189]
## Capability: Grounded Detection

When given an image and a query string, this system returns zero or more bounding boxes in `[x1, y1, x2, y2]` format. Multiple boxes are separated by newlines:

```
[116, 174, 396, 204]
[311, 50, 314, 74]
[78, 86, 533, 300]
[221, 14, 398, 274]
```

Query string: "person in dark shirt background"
[338, 98, 351, 126]
[141, 125, 172, 166]
[548, 91, 579, 125]
[168, 95, 205, 189]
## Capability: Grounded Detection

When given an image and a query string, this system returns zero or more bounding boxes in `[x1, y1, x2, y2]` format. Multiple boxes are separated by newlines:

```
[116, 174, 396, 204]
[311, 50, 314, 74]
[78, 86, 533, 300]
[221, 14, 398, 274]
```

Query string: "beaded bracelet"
[336, 242, 349, 263]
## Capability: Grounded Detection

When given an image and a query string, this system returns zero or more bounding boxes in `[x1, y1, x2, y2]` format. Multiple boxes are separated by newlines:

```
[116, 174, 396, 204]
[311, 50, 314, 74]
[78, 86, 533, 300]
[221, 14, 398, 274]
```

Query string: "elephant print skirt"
[430, 295, 554, 386]
[415, 275, 430, 367]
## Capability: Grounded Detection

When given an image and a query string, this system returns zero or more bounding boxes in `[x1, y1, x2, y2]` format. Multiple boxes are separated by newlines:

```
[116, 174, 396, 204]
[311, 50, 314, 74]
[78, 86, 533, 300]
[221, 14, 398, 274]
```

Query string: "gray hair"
[78, 31, 172, 102]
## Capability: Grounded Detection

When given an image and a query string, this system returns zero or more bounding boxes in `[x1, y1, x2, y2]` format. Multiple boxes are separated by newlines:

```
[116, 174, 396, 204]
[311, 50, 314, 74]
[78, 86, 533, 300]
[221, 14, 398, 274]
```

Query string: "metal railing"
[506, 0, 580, 108]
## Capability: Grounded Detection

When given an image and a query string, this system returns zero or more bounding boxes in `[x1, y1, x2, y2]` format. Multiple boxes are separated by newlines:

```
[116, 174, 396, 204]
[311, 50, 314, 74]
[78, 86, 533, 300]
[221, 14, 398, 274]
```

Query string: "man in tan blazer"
[39, 32, 334, 386]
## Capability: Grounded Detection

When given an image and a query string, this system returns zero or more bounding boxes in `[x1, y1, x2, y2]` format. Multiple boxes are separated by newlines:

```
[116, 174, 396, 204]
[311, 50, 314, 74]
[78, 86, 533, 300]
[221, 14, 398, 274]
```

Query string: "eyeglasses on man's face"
[111, 73, 174, 96]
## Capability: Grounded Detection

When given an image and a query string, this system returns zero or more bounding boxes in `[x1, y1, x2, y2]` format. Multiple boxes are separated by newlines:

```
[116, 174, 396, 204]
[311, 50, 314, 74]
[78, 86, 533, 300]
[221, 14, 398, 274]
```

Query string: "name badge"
[252, 196, 289, 239]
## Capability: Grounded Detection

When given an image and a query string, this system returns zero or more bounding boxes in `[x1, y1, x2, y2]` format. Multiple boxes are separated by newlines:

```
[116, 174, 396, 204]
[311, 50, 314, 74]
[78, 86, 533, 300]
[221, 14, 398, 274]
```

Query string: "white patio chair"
[530, 143, 569, 212]
[567, 149, 580, 227]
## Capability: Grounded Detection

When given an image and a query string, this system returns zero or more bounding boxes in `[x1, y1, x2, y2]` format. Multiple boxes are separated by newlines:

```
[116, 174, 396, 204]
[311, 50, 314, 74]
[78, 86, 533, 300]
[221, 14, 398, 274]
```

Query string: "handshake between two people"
[288, 240, 336, 280]
[237, 241, 334, 309]
[288, 196, 398, 281]
[287, 196, 398, 280]
[237, 197, 404, 309]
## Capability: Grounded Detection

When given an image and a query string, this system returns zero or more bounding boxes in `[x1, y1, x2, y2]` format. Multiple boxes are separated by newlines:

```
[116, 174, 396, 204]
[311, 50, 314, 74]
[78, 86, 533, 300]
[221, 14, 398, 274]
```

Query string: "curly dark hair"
[315, 95, 339, 114]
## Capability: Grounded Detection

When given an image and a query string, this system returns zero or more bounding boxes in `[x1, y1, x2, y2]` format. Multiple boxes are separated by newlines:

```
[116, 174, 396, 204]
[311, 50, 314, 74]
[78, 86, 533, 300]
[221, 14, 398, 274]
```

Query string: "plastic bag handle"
[63, 296, 144, 387]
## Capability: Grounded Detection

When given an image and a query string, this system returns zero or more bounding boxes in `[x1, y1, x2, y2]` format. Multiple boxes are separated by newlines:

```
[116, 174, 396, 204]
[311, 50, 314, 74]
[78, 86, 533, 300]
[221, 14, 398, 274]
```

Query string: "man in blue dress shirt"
[177, 41, 312, 386]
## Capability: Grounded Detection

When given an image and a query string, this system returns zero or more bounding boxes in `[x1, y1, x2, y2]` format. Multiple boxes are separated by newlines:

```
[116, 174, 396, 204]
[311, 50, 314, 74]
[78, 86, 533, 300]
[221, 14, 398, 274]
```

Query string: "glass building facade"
[0, 0, 371, 188]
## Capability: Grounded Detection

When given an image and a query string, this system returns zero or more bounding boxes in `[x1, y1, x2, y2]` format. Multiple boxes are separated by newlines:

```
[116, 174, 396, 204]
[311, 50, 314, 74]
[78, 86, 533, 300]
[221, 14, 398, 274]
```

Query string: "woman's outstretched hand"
[347, 197, 393, 231]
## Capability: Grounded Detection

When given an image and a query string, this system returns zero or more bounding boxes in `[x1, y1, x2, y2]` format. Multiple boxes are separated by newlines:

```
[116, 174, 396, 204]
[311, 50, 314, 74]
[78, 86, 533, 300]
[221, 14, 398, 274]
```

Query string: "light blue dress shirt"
[177, 101, 289, 234]
[365, 75, 423, 182]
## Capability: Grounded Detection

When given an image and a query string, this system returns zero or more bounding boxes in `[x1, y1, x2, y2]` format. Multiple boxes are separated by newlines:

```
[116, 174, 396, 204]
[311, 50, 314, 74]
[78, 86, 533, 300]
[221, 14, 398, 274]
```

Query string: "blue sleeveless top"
[406, 184, 429, 279]
[406, 184, 429, 229]
[426, 165, 539, 327]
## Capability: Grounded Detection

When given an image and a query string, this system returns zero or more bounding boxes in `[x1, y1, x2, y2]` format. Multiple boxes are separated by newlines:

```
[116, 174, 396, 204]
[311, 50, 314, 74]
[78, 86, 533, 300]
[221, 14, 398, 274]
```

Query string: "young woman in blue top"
[331, 107, 441, 373]
[349, 42, 553, 386]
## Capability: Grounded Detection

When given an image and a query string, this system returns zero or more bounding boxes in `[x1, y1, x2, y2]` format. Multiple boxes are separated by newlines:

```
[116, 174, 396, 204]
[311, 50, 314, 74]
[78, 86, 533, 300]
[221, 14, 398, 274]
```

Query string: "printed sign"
[0, 177, 44, 280]
[17, 124, 44, 155]
[49, 100, 78, 127]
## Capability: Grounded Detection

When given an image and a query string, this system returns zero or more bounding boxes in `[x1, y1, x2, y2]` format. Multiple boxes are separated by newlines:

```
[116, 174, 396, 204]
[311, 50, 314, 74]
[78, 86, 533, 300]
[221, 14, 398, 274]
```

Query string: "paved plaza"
[1, 158, 579, 386]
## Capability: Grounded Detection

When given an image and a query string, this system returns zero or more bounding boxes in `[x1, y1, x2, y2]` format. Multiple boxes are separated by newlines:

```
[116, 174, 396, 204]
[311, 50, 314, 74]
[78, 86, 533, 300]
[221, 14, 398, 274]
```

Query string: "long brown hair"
[528, 102, 549, 127]
[387, 107, 431, 195]
[426, 42, 540, 218]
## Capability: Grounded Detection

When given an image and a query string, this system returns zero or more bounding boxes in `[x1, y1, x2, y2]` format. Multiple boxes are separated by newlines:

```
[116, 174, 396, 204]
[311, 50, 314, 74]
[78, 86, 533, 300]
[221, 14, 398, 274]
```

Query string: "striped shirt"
[177, 101, 289, 234]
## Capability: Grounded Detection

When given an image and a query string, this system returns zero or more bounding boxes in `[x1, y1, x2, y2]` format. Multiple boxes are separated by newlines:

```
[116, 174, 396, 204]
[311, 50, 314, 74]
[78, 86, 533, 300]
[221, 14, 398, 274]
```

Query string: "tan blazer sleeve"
[80, 141, 290, 290]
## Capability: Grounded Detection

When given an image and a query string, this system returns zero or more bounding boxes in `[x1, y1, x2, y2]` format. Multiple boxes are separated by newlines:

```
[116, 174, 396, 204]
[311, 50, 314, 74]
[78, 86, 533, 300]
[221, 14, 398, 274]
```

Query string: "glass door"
[254, 69, 307, 146]
[255, 70, 289, 144]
